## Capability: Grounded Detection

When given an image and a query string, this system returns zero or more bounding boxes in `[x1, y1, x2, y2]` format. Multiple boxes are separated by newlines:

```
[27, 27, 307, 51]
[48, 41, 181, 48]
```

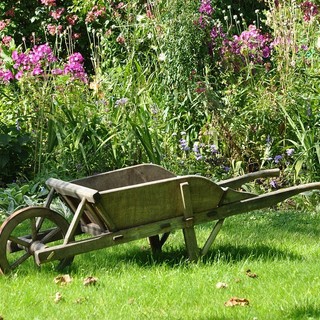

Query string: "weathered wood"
[35, 215, 189, 264]
[208, 182, 320, 220]
[218, 169, 280, 188]
[180, 182, 199, 261]
[46, 178, 100, 203]
[0, 207, 73, 274]
[72, 163, 176, 191]
[98, 176, 224, 230]
[2, 164, 320, 273]
[63, 197, 86, 245]
[201, 219, 225, 256]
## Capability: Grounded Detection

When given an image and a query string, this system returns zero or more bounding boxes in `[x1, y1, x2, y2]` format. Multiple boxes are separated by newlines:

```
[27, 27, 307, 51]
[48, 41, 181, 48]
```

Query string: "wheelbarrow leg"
[181, 182, 199, 261]
[149, 232, 171, 254]
[201, 219, 225, 256]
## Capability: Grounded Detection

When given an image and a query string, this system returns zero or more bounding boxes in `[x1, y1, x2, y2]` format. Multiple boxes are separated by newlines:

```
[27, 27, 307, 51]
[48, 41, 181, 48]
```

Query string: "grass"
[0, 209, 320, 319]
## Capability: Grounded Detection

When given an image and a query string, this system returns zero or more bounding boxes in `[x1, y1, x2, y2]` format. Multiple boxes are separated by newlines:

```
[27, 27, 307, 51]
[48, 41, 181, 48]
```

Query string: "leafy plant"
[0, 122, 32, 184]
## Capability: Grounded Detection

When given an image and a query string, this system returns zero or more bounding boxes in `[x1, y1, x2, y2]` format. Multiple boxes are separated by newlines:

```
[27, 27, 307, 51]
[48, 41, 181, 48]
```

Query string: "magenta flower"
[199, 0, 214, 16]
[227, 25, 272, 65]
[0, 69, 14, 83]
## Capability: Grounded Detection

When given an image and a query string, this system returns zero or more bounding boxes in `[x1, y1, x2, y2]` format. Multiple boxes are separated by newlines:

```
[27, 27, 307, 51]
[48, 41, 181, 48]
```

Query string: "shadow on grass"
[286, 304, 320, 320]
[70, 241, 302, 272]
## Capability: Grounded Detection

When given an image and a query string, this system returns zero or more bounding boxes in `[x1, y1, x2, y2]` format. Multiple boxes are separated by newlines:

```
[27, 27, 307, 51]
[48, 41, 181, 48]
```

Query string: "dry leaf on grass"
[246, 269, 258, 278]
[54, 274, 72, 285]
[54, 292, 63, 303]
[224, 297, 249, 307]
[216, 282, 228, 289]
[0, 315, 3, 320]
[83, 276, 98, 286]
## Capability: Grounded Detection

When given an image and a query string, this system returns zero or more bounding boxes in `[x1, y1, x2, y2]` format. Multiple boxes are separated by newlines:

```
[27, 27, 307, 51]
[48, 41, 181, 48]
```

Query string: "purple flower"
[115, 98, 129, 106]
[63, 52, 87, 82]
[274, 155, 282, 163]
[222, 165, 230, 172]
[286, 148, 294, 156]
[69, 52, 84, 64]
[226, 25, 272, 65]
[210, 144, 218, 154]
[199, 0, 214, 16]
[179, 139, 189, 151]
[51, 68, 63, 75]
[0, 69, 14, 83]
[270, 179, 278, 188]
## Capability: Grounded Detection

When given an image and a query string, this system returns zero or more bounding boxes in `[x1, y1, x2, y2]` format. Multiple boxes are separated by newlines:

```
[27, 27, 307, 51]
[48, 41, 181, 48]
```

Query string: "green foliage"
[0, 122, 32, 184]
[0, 182, 47, 217]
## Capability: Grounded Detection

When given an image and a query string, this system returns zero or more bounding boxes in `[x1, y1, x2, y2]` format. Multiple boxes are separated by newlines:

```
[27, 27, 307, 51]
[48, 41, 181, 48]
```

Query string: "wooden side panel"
[99, 176, 224, 229]
[71, 164, 176, 191]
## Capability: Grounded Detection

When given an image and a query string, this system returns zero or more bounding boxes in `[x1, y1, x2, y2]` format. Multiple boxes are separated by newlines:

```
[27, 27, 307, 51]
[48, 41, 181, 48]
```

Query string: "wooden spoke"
[30, 217, 37, 241]
[10, 252, 31, 270]
[8, 235, 31, 248]
[36, 216, 45, 233]
[41, 227, 62, 244]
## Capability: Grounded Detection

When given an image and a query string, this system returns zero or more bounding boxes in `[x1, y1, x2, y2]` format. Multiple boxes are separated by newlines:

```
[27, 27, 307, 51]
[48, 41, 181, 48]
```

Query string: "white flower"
[158, 53, 166, 62]
[136, 14, 145, 22]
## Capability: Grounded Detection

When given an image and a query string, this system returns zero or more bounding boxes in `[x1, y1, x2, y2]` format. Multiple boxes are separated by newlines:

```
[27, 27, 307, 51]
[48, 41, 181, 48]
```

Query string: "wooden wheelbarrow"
[0, 164, 319, 274]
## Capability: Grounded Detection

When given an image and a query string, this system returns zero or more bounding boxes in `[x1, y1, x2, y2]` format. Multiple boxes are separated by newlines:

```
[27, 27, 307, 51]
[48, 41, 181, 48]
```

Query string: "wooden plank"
[98, 175, 224, 230]
[180, 182, 199, 261]
[46, 178, 100, 203]
[71, 164, 176, 191]
[34, 215, 188, 264]
[208, 182, 320, 220]
[64, 197, 86, 245]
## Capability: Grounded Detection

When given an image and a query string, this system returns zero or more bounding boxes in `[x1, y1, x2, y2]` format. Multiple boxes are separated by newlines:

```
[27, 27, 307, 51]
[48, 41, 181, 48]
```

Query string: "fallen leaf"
[54, 292, 63, 303]
[83, 276, 98, 286]
[0, 316, 3, 320]
[224, 297, 249, 307]
[246, 269, 258, 278]
[216, 282, 228, 289]
[128, 298, 135, 304]
[54, 274, 72, 285]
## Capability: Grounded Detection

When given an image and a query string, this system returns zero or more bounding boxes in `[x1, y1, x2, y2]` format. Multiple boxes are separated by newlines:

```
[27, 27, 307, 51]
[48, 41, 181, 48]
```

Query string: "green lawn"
[1, 209, 319, 320]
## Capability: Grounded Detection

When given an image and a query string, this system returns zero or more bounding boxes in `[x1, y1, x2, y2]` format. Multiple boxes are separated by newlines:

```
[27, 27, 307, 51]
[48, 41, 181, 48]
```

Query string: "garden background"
[0, 0, 319, 215]
[0, 1, 320, 319]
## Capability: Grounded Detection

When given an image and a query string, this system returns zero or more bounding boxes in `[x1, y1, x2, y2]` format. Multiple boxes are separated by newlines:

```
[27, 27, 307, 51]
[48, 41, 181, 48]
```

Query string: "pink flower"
[0, 19, 10, 31]
[66, 14, 78, 26]
[301, 1, 318, 21]
[41, 0, 56, 6]
[0, 69, 14, 83]
[2, 36, 12, 46]
[72, 33, 81, 39]
[51, 68, 63, 75]
[85, 5, 106, 23]
[50, 7, 65, 20]
[199, 0, 214, 16]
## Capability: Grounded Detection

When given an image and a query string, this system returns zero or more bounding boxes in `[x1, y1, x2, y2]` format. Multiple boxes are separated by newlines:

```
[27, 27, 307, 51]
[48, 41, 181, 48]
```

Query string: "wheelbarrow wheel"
[0, 207, 74, 274]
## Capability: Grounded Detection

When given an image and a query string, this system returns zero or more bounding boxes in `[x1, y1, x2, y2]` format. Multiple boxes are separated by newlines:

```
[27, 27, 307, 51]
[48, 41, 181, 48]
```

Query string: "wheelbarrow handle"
[217, 169, 280, 188]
